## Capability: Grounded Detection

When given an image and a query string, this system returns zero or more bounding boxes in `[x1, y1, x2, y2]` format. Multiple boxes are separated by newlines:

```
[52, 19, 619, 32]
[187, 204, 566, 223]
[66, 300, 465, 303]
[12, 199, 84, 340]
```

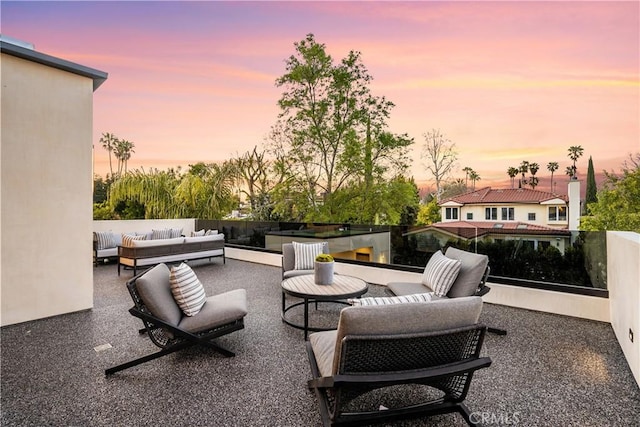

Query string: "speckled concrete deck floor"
[2, 259, 639, 426]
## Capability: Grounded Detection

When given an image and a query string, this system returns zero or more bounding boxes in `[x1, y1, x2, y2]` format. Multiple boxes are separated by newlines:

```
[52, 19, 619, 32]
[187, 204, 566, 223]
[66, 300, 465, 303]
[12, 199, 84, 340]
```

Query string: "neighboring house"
[439, 187, 570, 229]
[408, 187, 573, 254]
[1, 36, 107, 326]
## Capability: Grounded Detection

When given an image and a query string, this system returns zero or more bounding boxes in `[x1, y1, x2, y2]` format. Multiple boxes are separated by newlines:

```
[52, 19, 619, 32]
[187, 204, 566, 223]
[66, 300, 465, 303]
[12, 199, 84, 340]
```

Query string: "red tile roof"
[440, 187, 568, 205]
[409, 220, 570, 240]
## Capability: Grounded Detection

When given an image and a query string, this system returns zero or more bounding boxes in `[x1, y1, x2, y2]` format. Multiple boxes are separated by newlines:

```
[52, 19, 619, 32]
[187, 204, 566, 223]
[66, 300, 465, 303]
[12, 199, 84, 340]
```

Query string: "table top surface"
[281, 274, 368, 299]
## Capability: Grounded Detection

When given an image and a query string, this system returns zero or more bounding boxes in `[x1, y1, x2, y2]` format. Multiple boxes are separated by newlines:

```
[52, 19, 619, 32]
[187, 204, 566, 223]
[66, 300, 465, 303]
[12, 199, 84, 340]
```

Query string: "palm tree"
[567, 145, 584, 179]
[114, 139, 135, 176]
[565, 166, 576, 179]
[462, 166, 473, 189]
[469, 170, 480, 190]
[519, 161, 529, 188]
[99, 132, 118, 177]
[547, 161, 559, 193]
[507, 167, 519, 189]
[528, 162, 539, 189]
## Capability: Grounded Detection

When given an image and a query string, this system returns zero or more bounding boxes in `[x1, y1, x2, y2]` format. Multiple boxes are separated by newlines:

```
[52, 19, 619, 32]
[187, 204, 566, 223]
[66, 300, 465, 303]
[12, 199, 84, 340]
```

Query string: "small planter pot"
[314, 261, 334, 285]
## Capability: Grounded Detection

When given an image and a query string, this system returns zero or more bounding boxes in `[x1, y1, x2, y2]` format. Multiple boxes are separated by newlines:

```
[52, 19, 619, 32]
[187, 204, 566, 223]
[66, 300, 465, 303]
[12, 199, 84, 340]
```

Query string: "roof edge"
[1, 41, 108, 91]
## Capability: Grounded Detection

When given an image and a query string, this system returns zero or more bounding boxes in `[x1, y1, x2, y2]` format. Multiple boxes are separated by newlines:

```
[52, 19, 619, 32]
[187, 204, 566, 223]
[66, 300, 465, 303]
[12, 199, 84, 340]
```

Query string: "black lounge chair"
[105, 263, 247, 376]
[306, 296, 492, 426]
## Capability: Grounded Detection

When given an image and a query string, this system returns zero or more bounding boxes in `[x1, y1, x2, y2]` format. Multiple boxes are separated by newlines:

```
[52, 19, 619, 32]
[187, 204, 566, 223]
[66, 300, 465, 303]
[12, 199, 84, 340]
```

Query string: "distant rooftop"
[409, 220, 571, 239]
[441, 187, 568, 205]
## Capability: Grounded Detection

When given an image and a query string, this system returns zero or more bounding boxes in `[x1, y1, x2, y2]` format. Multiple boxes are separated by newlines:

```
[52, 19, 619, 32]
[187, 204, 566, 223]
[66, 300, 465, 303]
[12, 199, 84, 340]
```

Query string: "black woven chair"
[306, 297, 492, 426]
[105, 263, 247, 376]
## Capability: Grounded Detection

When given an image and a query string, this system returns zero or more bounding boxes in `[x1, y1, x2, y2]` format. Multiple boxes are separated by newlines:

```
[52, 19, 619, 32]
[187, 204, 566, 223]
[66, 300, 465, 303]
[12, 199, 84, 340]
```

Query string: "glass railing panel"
[194, 220, 607, 290]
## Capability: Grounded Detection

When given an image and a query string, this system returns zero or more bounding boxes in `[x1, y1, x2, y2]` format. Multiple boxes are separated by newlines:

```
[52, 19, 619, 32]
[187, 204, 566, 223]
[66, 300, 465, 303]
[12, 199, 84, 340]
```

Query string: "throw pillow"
[170, 228, 183, 238]
[422, 250, 462, 297]
[349, 293, 433, 306]
[95, 231, 116, 250]
[152, 228, 172, 240]
[191, 229, 205, 237]
[169, 263, 207, 317]
[122, 234, 146, 247]
[292, 241, 324, 270]
[205, 229, 218, 235]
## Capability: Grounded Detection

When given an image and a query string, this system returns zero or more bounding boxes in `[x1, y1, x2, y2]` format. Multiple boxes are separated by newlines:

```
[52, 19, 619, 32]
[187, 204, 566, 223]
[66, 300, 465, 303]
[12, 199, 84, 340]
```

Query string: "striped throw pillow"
[422, 250, 462, 297]
[170, 228, 183, 238]
[170, 263, 206, 317]
[349, 292, 433, 306]
[122, 234, 146, 247]
[152, 228, 172, 240]
[292, 241, 324, 270]
[95, 231, 116, 250]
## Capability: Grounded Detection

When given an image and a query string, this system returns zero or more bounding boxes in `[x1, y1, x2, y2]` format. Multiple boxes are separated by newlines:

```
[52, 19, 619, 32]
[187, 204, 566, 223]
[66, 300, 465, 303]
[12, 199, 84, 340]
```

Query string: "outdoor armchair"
[306, 296, 492, 426]
[281, 241, 330, 279]
[387, 246, 506, 335]
[105, 263, 247, 375]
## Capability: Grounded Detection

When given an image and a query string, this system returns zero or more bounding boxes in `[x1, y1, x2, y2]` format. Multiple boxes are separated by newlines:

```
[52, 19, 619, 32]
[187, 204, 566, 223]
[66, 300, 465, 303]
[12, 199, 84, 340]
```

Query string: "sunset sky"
[3, 1, 639, 193]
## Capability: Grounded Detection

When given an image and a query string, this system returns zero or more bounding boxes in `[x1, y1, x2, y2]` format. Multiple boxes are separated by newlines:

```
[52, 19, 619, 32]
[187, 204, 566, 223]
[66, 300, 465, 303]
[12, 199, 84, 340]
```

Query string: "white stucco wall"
[1, 54, 95, 326]
[607, 231, 640, 387]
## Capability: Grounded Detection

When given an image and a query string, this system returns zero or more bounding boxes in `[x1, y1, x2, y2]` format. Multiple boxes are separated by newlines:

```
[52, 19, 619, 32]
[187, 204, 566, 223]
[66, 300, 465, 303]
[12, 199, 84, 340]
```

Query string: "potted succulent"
[314, 253, 335, 285]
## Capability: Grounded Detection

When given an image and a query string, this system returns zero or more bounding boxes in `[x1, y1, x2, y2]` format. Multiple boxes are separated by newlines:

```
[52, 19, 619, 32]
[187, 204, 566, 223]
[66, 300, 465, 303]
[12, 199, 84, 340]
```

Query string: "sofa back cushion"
[332, 296, 483, 375]
[130, 237, 185, 248]
[135, 263, 182, 326]
[444, 247, 489, 298]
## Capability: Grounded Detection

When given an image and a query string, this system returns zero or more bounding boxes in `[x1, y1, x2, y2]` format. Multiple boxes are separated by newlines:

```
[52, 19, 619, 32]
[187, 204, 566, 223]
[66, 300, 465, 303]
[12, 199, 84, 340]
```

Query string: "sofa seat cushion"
[282, 269, 314, 279]
[96, 247, 118, 258]
[387, 281, 431, 296]
[184, 234, 224, 244]
[178, 289, 248, 333]
[309, 330, 338, 378]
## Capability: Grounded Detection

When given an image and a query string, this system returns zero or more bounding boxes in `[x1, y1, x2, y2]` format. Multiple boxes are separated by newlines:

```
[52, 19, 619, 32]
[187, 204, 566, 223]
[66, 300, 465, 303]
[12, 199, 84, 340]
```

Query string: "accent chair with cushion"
[387, 247, 505, 335]
[282, 241, 330, 279]
[306, 296, 492, 426]
[105, 263, 248, 375]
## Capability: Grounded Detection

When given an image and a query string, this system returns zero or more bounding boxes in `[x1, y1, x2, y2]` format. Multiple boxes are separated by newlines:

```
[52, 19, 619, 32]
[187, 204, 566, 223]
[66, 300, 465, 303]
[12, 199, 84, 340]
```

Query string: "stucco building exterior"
[1, 37, 107, 326]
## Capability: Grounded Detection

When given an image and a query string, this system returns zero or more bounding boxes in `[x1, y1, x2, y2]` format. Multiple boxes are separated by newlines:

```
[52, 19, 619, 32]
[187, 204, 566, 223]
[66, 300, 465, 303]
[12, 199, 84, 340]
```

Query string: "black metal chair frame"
[105, 271, 244, 376]
[307, 324, 492, 426]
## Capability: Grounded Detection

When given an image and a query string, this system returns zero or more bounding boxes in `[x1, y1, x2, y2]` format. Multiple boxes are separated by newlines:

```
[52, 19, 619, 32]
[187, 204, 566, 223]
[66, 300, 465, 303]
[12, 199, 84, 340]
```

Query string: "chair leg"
[488, 326, 507, 335]
[105, 341, 192, 376]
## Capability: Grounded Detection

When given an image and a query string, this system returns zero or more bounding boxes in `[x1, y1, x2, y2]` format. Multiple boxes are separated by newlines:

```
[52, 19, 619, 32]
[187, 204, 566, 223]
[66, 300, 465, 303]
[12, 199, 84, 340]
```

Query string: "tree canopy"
[580, 156, 640, 232]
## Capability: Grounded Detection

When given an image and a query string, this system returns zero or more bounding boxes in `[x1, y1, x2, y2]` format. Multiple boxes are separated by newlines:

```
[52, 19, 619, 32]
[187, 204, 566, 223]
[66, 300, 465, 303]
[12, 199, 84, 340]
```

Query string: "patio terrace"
[2, 258, 639, 426]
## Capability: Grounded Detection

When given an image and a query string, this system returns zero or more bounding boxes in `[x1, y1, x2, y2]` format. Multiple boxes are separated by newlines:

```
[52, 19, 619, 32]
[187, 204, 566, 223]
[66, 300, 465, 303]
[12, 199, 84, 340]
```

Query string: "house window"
[485, 207, 498, 220]
[548, 206, 567, 221]
[466, 212, 473, 220]
[528, 213, 536, 221]
[501, 207, 515, 221]
[445, 207, 459, 220]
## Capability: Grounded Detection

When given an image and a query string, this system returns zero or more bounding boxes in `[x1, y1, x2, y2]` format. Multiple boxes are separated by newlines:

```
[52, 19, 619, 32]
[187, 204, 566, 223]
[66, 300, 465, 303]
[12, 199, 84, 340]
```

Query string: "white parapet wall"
[607, 231, 640, 387]
[93, 219, 197, 236]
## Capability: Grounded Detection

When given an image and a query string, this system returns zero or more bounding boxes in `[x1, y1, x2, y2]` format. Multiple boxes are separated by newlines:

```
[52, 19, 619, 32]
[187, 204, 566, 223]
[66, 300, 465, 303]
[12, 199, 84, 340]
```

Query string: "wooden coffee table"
[281, 274, 368, 339]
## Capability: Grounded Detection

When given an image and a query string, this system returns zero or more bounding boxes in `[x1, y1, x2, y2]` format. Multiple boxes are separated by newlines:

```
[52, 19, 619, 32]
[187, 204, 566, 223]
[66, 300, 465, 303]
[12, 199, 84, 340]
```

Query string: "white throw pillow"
[422, 250, 462, 297]
[122, 234, 146, 247]
[191, 229, 206, 237]
[95, 231, 116, 250]
[170, 263, 206, 317]
[205, 229, 218, 235]
[292, 241, 324, 270]
[349, 292, 433, 306]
